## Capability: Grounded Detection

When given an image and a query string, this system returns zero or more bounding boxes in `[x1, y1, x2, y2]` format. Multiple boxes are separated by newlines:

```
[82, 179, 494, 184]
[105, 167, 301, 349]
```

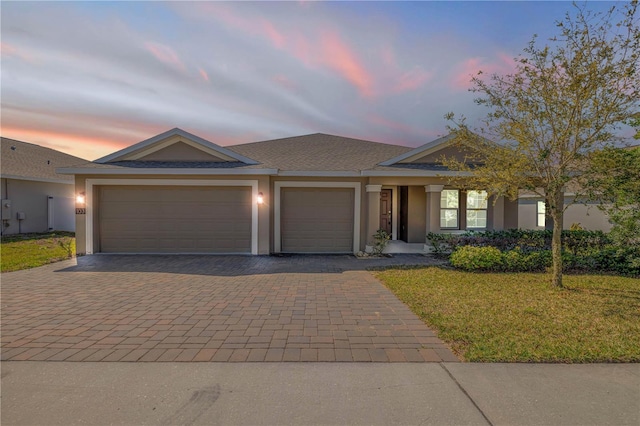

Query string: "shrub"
[502, 249, 552, 272]
[426, 232, 454, 254]
[436, 229, 635, 276]
[450, 246, 503, 271]
[371, 229, 391, 256]
[591, 247, 640, 276]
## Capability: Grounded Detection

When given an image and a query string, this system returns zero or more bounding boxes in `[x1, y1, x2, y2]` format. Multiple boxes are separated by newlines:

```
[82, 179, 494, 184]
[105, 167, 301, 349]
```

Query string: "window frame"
[440, 189, 460, 229]
[537, 200, 546, 227]
[466, 190, 488, 229]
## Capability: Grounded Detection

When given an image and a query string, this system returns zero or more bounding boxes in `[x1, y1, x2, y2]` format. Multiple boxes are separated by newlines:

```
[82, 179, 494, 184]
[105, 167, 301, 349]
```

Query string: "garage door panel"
[99, 186, 251, 253]
[281, 187, 354, 253]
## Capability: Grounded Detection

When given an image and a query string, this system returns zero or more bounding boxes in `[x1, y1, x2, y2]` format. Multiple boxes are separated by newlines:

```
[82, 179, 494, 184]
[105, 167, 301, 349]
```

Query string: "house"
[58, 128, 520, 255]
[517, 144, 640, 232]
[1, 138, 87, 235]
[518, 193, 612, 231]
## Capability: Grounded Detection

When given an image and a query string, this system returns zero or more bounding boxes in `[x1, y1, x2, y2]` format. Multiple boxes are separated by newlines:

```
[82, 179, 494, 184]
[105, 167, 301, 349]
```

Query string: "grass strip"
[1, 232, 75, 272]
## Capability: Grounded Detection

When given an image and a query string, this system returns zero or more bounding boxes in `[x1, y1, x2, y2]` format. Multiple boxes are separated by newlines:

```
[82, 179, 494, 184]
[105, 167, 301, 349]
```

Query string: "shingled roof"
[1, 138, 87, 183]
[229, 133, 412, 172]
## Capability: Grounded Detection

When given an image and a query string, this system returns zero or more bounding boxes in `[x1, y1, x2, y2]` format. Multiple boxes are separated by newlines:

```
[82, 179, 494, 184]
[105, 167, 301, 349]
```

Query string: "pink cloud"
[380, 44, 397, 69]
[319, 31, 375, 98]
[186, 4, 376, 98]
[393, 67, 432, 93]
[375, 45, 432, 95]
[198, 67, 209, 82]
[0, 42, 33, 62]
[261, 19, 285, 49]
[452, 53, 517, 89]
[366, 113, 437, 139]
[292, 32, 313, 66]
[144, 41, 186, 71]
[272, 74, 297, 90]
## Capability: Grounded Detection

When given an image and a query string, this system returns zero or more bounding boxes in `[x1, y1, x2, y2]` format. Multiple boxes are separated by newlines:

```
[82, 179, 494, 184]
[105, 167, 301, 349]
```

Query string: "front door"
[399, 186, 408, 242]
[379, 189, 392, 235]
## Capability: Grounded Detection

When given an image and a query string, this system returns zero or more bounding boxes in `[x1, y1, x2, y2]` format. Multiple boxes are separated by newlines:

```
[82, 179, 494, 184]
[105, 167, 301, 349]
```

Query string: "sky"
[0, 1, 621, 161]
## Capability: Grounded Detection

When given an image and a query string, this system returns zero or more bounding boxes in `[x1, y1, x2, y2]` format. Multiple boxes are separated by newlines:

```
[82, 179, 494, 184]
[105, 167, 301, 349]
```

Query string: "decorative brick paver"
[1, 254, 458, 362]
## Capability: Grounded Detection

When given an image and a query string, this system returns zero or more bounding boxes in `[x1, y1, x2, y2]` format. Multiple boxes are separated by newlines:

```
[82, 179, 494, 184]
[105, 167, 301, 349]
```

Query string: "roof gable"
[133, 141, 229, 162]
[95, 128, 259, 164]
[378, 134, 459, 165]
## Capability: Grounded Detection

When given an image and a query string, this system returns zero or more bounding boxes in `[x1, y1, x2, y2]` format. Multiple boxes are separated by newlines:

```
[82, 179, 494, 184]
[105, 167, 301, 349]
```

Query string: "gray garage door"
[281, 187, 354, 253]
[98, 186, 251, 253]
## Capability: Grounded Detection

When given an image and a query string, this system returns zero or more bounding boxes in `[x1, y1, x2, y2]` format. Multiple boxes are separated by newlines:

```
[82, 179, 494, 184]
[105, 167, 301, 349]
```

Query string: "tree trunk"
[550, 188, 564, 288]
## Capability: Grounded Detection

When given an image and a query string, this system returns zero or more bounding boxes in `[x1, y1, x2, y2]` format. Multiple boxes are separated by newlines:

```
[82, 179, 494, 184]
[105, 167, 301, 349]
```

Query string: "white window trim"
[440, 189, 460, 230]
[273, 181, 361, 253]
[84, 179, 259, 255]
[466, 190, 489, 229]
[537, 200, 546, 228]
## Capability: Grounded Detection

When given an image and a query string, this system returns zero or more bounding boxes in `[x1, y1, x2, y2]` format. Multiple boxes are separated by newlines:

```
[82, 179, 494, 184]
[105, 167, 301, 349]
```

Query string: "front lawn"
[375, 267, 640, 362]
[1, 232, 75, 272]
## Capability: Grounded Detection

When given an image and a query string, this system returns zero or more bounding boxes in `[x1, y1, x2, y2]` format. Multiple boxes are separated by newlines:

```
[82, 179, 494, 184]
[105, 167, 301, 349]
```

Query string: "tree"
[584, 146, 640, 247]
[444, 1, 639, 287]
[630, 114, 640, 138]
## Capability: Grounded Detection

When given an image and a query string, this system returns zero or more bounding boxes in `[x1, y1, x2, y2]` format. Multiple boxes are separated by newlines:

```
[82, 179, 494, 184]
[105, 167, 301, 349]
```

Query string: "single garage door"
[98, 186, 251, 253]
[281, 187, 354, 253]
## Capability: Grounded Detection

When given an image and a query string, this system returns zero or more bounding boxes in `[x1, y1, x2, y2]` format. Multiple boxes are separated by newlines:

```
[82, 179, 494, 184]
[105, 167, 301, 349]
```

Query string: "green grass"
[1, 232, 75, 272]
[375, 267, 640, 362]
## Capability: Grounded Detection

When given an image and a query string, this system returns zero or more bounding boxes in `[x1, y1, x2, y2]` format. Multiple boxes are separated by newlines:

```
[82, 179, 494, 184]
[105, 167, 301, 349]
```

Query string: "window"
[440, 190, 459, 229]
[537, 201, 546, 227]
[466, 190, 488, 229]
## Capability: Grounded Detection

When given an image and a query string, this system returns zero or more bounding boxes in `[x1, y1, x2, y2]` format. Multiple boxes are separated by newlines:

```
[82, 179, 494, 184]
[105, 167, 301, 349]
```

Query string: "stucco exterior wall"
[518, 198, 612, 231]
[1, 178, 74, 235]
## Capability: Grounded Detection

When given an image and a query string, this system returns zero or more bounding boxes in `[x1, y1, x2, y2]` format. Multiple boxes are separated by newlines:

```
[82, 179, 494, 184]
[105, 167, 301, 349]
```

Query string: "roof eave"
[56, 167, 278, 176]
[0, 174, 74, 185]
[95, 128, 260, 165]
[278, 170, 361, 177]
[361, 170, 474, 177]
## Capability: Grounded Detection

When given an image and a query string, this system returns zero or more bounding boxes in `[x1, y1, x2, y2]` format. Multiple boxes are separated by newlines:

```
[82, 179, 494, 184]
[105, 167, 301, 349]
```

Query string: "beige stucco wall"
[518, 198, 612, 231]
[140, 142, 228, 162]
[1, 178, 74, 235]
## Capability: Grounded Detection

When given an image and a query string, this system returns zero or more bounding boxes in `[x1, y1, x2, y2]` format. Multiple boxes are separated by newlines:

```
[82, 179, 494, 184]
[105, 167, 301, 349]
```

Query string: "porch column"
[366, 185, 382, 245]
[425, 185, 444, 233]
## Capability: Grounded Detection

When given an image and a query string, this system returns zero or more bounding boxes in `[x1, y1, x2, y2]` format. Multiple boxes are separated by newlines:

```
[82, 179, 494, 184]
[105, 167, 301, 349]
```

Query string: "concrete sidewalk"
[2, 362, 638, 425]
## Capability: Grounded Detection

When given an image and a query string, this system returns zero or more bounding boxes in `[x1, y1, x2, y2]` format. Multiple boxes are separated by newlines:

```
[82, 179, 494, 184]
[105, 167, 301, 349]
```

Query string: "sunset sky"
[1, 1, 620, 161]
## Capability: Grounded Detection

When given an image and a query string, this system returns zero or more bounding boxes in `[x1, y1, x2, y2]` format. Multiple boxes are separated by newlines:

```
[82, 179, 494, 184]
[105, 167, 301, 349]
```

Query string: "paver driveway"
[1, 255, 458, 363]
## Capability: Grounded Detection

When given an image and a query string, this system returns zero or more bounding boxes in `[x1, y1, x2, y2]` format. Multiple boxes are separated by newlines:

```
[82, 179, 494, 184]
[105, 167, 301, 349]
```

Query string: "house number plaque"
[75, 208, 86, 215]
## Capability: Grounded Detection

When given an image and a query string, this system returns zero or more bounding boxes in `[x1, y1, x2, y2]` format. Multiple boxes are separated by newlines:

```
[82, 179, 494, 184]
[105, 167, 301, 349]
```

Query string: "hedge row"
[429, 230, 639, 276]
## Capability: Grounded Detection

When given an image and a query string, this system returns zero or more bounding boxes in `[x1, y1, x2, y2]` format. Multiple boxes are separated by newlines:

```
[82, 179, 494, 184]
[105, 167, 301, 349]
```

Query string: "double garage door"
[98, 186, 251, 253]
[96, 185, 355, 254]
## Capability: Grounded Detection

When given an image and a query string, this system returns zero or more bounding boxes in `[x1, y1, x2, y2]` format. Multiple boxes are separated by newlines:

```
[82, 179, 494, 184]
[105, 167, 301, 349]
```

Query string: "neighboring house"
[518, 194, 612, 232]
[1, 138, 87, 235]
[517, 144, 640, 232]
[58, 128, 520, 255]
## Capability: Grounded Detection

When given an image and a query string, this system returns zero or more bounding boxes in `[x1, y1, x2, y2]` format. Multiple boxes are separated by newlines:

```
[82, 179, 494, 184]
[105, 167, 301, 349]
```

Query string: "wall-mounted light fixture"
[76, 192, 86, 205]
[257, 192, 264, 205]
